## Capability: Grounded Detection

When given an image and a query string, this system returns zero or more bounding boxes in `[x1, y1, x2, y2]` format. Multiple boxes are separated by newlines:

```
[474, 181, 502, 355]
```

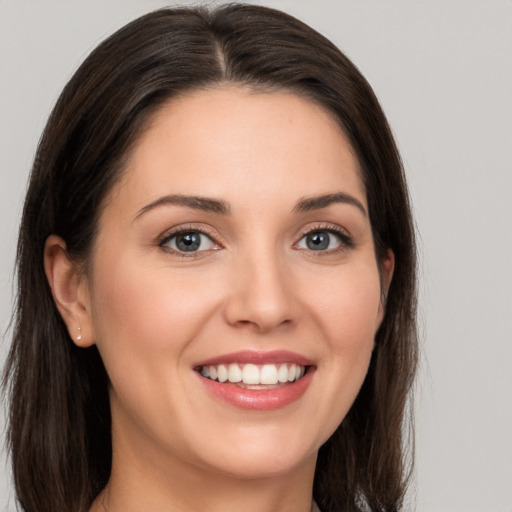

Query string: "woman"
[3, 4, 417, 512]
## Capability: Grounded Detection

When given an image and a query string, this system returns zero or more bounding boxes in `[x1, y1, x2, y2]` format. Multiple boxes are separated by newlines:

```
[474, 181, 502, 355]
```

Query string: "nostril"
[231, 315, 293, 334]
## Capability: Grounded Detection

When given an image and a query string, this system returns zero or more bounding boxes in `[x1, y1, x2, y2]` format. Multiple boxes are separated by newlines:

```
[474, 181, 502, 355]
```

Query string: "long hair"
[3, 5, 418, 512]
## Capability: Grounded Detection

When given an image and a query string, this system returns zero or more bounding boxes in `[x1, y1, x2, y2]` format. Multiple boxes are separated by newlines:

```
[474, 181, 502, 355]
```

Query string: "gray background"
[1, 1, 511, 511]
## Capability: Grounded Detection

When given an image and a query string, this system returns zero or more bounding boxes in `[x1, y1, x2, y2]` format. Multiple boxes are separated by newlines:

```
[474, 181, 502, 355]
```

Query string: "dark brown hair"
[3, 5, 417, 512]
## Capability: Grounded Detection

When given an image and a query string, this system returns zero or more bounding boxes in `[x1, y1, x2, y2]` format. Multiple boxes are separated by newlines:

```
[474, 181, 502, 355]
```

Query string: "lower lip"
[197, 369, 314, 411]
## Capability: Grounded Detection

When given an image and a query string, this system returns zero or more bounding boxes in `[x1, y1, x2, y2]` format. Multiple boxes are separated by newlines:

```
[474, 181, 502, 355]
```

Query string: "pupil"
[177, 232, 200, 251]
[307, 232, 329, 250]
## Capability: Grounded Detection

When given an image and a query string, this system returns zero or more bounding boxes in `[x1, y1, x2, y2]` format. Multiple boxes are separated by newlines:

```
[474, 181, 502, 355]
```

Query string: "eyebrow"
[293, 192, 367, 217]
[135, 194, 230, 219]
[134, 191, 366, 220]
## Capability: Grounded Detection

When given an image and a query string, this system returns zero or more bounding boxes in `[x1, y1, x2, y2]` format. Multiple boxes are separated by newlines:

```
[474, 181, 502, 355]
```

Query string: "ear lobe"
[44, 235, 95, 347]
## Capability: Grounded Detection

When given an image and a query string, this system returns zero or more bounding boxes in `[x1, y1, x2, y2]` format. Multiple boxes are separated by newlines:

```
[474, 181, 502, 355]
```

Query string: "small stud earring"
[76, 327, 82, 341]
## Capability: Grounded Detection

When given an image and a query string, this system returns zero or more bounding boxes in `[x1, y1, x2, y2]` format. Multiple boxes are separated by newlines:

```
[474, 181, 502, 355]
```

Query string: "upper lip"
[193, 350, 314, 368]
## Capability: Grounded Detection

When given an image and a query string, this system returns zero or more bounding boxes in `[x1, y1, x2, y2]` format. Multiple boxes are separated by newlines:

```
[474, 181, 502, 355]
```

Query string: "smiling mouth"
[196, 363, 308, 388]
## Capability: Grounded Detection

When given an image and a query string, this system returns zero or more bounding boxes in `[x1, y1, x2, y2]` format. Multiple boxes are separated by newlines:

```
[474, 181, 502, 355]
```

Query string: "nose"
[223, 250, 297, 334]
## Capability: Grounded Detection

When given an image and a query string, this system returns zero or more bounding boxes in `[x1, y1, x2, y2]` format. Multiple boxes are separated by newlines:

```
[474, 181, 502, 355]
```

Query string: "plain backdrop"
[1, 1, 511, 511]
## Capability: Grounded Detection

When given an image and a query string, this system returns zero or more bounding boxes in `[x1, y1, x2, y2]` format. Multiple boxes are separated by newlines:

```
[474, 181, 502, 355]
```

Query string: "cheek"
[306, 261, 382, 351]
[87, 251, 225, 435]
[90, 255, 214, 344]
[87, 249, 223, 399]
[312, 263, 381, 418]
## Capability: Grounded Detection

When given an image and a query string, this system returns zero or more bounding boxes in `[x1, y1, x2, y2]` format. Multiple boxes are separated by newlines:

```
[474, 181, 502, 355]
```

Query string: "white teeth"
[228, 363, 242, 383]
[217, 364, 228, 383]
[277, 364, 289, 383]
[260, 364, 278, 385]
[200, 362, 306, 385]
[242, 364, 260, 385]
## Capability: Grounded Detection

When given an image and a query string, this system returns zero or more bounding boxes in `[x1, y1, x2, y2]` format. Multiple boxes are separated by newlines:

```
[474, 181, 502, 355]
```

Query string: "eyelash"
[158, 223, 354, 256]
[296, 224, 355, 254]
[158, 225, 220, 257]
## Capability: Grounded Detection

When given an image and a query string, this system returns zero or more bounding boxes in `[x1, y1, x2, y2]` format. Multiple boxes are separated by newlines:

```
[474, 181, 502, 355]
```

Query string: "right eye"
[160, 230, 219, 254]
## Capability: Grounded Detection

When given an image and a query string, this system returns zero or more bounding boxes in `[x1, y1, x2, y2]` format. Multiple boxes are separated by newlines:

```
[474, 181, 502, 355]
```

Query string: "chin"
[206, 451, 314, 481]
[189, 426, 320, 481]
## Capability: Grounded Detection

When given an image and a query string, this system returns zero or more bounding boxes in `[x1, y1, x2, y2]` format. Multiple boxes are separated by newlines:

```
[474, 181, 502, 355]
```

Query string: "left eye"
[297, 230, 343, 251]
[162, 231, 218, 253]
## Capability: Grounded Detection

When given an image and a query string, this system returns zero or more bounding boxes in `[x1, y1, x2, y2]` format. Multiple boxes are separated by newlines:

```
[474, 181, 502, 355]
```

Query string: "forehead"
[110, 85, 366, 214]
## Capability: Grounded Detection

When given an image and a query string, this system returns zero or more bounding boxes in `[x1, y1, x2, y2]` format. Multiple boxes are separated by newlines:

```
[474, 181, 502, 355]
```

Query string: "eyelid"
[156, 222, 354, 256]
[158, 224, 222, 255]
[295, 223, 355, 252]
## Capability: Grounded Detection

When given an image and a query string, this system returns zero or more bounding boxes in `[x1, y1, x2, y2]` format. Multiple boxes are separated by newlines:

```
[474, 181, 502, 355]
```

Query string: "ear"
[44, 235, 95, 347]
[376, 248, 395, 327]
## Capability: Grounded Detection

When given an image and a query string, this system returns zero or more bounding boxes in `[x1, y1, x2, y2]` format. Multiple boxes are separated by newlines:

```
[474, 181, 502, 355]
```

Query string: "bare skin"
[45, 86, 393, 512]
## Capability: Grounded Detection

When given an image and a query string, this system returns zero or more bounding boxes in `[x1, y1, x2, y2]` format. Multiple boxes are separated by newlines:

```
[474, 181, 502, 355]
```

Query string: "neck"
[92, 463, 316, 512]
[90, 422, 317, 512]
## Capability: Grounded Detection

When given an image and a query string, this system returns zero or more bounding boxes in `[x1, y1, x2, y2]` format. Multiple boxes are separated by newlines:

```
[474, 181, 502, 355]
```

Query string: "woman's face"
[84, 86, 391, 481]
